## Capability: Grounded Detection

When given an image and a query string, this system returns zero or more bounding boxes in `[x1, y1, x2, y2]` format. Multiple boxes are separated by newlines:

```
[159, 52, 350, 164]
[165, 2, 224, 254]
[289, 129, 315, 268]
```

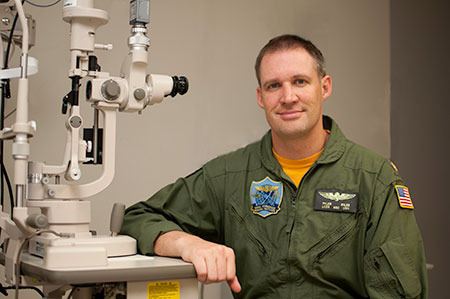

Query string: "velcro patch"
[395, 185, 414, 209]
[314, 190, 358, 213]
[250, 177, 283, 218]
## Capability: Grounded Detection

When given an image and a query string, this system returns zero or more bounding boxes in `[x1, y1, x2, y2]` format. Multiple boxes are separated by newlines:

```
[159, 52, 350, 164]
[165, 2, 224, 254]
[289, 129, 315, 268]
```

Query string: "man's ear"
[256, 87, 264, 108]
[321, 75, 333, 100]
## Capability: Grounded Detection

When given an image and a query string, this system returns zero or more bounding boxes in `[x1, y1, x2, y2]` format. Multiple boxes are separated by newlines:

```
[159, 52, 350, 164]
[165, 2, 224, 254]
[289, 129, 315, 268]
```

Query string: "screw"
[134, 88, 146, 101]
[1, 17, 10, 26]
[47, 189, 56, 198]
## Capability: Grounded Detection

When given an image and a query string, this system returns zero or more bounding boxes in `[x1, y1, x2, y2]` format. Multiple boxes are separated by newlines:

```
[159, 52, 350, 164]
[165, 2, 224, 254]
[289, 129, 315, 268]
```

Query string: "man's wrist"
[154, 230, 198, 257]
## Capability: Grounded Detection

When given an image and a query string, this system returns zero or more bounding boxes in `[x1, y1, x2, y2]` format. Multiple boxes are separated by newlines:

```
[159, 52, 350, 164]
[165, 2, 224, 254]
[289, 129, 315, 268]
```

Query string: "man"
[122, 34, 428, 298]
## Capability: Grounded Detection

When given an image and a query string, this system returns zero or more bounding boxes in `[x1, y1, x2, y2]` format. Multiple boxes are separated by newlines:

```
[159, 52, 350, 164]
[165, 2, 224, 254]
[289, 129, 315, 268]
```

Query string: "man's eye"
[266, 83, 280, 90]
[294, 79, 306, 85]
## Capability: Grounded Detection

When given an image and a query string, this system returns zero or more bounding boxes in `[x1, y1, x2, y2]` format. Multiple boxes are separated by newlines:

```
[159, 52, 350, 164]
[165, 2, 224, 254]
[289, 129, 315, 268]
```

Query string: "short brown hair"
[255, 34, 326, 85]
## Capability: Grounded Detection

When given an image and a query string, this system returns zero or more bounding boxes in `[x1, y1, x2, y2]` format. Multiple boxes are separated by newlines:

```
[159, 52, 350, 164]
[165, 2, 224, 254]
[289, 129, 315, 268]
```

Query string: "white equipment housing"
[0, 0, 195, 298]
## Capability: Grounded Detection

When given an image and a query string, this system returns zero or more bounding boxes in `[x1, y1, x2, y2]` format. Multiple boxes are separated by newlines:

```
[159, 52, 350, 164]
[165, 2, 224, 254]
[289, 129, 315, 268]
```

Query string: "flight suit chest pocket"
[312, 215, 359, 263]
[293, 206, 362, 276]
[294, 188, 362, 258]
[226, 202, 272, 261]
[224, 201, 279, 289]
[297, 210, 364, 298]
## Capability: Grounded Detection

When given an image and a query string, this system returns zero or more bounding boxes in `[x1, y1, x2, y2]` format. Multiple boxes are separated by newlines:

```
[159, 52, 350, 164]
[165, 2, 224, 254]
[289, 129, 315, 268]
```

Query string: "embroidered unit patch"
[395, 185, 414, 209]
[314, 190, 358, 213]
[250, 177, 283, 218]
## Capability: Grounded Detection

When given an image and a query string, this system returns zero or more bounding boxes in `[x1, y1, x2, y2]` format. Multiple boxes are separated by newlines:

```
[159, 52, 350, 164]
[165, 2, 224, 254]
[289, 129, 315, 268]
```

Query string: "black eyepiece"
[170, 76, 189, 97]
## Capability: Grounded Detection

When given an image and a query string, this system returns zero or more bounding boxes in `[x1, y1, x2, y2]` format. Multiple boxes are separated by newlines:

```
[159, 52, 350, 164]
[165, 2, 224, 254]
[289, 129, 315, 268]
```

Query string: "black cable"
[3, 2, 24, 69]
[1, 82, 5, 208]
[2, 163, 14, 218]
[2, 285, 45, 298]
[0, 81, 13, 214]
[25, 0, 62, 8]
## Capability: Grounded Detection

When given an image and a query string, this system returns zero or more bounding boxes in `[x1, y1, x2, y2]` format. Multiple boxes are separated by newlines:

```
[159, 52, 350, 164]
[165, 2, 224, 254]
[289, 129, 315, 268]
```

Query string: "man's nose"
[280, 84, 297, 104]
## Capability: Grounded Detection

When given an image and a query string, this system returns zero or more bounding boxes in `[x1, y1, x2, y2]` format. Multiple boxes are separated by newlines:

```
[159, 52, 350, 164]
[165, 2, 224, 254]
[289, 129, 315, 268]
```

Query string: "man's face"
[256, 47, 332, 140]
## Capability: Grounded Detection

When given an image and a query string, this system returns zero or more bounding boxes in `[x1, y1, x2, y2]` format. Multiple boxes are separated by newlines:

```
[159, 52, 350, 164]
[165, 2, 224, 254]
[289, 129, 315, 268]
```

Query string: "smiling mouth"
[278, 110, 304, 120]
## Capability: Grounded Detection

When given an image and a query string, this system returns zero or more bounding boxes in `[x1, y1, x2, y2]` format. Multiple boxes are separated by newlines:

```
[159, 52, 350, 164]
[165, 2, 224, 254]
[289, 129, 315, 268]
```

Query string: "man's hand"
[154, 231, 241, 293]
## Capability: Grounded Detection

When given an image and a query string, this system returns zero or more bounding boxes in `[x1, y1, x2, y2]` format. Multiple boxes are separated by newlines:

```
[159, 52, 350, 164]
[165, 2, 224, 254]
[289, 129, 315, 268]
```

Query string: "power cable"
[1, 163, 14, 218]
[0, 283, 45, 298]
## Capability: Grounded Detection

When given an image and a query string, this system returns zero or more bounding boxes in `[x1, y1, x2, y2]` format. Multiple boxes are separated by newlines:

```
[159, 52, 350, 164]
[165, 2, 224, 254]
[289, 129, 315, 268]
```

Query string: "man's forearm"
[154, 230, 201, 257]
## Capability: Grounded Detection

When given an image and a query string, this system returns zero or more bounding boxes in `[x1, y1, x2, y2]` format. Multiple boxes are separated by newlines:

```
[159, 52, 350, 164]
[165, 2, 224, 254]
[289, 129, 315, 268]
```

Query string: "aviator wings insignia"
[318, 191, 356, 202]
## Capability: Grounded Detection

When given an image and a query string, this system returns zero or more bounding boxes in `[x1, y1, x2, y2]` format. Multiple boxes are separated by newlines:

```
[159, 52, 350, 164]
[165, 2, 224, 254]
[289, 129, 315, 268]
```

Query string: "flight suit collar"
[259, 115, 347, 173]
[317, 115, 347, 164]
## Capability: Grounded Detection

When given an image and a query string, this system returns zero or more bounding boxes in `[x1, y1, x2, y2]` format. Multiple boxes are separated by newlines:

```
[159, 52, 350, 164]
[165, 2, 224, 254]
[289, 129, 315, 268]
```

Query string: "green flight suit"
[122, 116, 428, 298]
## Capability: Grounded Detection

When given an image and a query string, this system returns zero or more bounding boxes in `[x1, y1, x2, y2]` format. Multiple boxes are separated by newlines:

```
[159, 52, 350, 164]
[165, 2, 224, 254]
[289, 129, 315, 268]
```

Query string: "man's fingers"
[225, 248, 236, 281]
[192, 256, 208, 282]
[204, 252, 218, 282]
[176, 236, 238, 287]
[228, 276, 241, 293]
[216, 247, 228, 281]
[225, 249, 240, 293]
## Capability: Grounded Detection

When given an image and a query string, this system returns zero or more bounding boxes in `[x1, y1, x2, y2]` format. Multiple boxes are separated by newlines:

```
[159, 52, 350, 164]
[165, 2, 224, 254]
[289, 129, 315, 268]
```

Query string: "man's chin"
[273, 127, 309, 140]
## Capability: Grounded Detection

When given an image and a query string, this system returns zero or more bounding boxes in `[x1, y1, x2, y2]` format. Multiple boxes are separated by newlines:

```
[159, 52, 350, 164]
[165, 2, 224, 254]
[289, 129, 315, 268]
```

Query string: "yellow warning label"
[147, 280, 180, 299]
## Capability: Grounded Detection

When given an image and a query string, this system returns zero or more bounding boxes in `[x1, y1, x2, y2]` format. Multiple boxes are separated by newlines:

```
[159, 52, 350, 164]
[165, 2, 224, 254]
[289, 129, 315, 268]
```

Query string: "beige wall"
[4, 1, 389, 297]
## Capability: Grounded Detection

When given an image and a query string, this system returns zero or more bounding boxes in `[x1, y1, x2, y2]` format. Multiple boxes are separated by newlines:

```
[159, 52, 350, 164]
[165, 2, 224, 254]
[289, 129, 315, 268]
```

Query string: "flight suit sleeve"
[364, 161, 428, 299]
[121, 167, 224, 255]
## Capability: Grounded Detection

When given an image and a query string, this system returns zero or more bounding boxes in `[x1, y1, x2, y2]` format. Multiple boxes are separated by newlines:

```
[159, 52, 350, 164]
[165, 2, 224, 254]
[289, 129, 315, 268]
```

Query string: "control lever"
[110, 203, 125, 236]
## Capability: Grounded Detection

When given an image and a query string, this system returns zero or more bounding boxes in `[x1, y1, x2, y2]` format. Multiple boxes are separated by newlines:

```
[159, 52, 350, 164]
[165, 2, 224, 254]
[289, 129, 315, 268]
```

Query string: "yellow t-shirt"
[273, 149, 323, 187]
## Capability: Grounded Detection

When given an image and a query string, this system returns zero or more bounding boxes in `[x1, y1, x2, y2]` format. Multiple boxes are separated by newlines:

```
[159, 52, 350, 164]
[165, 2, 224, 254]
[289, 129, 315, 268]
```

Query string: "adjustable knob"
[101, 79, 121, 101]
[26, 214, 49, 229]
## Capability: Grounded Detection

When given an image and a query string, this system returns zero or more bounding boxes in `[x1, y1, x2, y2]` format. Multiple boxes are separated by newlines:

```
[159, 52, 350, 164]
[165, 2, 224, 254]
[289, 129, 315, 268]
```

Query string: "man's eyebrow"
[292, 73, 312, 80]
[263, 74, 312, 87]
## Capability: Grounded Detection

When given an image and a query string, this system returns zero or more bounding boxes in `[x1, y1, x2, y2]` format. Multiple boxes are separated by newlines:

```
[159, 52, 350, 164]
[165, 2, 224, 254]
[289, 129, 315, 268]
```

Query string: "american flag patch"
[395, 185, 414, 209]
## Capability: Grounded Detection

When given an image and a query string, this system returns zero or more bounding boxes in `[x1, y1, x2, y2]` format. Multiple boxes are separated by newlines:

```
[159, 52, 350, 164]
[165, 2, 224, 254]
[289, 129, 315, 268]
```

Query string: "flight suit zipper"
[286, 163, 318, 298]
[286, 184, 296, 299]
